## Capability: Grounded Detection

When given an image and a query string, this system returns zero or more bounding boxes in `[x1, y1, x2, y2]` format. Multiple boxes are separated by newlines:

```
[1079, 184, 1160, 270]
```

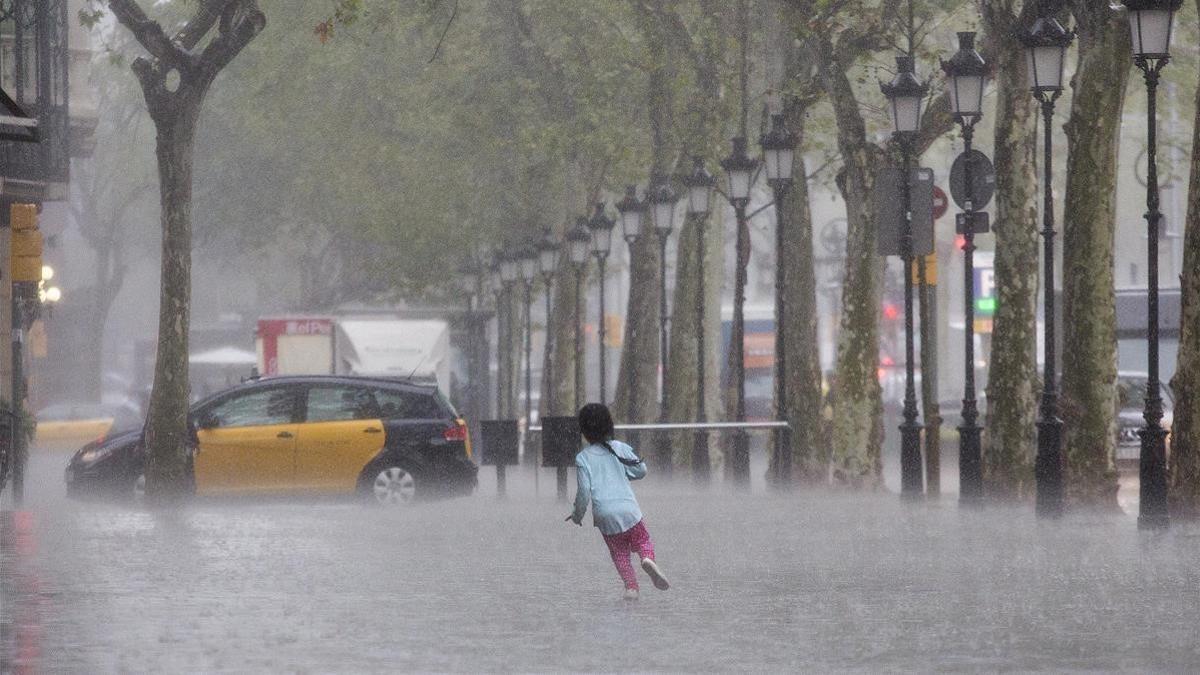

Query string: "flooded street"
[4, 447, 1200, 672]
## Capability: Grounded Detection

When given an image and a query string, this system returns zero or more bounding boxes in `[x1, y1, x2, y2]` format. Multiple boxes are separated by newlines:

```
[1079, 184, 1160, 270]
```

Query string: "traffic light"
[10, 203, 42, 283]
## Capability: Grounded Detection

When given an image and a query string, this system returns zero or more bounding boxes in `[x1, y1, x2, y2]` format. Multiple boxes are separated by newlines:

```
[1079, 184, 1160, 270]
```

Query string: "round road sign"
[950, 149, 996, 210]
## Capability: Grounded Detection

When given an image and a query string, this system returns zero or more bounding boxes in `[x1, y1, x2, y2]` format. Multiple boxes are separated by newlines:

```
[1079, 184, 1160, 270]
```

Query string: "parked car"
[35, 401, 143, 450]
[65, 375, 477, 505]
[1115, 371, 1174, 465]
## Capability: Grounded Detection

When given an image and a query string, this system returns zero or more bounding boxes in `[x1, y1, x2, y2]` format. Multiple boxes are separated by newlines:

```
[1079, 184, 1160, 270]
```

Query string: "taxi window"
[208, 389, 296, 428]
[373, 388, 443, 420]
[305, 387, 377, 422]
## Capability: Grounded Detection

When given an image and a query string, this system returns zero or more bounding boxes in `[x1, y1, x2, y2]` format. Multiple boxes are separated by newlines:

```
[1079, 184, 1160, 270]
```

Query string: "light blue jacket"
[570, 440, 646, 535]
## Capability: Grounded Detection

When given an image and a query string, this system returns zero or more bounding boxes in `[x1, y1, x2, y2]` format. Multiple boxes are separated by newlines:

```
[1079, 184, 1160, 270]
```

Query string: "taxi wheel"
[365, 464, 418, 506]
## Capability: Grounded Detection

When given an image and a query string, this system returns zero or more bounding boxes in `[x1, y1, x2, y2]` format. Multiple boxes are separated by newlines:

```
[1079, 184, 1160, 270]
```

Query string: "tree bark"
[1168, 0, 1200, 517]
[1060, 1, 1129, 507]
[143, 110, 199, 498]
[813, 38, 885, 487]
[980, 0, 1041, 501]
[919, 255, 941, 495]
[614, 5, 674, 438]
[776, 100, 826, 484]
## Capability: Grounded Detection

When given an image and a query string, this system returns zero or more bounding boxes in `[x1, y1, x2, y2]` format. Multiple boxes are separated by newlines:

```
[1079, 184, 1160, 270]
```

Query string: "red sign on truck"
[257, 317, 334, 375]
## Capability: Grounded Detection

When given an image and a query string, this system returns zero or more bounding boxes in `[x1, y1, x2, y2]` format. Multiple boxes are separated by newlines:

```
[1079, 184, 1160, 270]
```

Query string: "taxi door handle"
[277, 431, 294, 439]
[363, 427, 382, 434]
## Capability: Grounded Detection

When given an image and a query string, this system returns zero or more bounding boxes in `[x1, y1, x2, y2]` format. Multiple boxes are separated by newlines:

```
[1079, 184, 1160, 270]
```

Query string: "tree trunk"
[110, 0, 265, 501]
[980, 3, 1041, 501]
[143, 111, 199, 499]
[814, 40, 885, 487]
[1168, 0, 1200, 517]
[613, 234, 662, 427]
[614, 11, 674, 444]
[919, 256, 941, 495]
[776, 102, 825, 484]
[1060, 2, 1129, 507]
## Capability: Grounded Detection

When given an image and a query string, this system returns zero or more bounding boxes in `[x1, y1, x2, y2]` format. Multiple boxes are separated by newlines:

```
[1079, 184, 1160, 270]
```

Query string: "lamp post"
[1020, 13, 1073, 518]
[537, 229, 565, 500]
[881, 55, 929, 499]
[941, 31, 988, 505]
[567, 219, 592, 409]
[646, 176, 679, 476]
[1125, 0, 1180, 530]
[720, 137, 760, 487]
[458, 260, 484, 426]
[616, 185, 646, 448]
[681, 156, 716, 483]
[587, 202, 616, 404]
[518, 246, 539, 469]
[760, 113, 798, 486]
[499, 251, 521, 420]
[489, 256, 508, 496]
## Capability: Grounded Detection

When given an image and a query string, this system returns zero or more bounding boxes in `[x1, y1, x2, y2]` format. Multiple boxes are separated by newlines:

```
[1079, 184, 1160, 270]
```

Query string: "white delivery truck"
[256, 316, 451, 392]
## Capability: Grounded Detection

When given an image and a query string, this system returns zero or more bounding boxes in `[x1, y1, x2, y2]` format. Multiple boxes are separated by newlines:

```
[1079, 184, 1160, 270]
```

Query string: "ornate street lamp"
[760, 113, 797, 486]
[498, 250, 520, 418]
[720, 137, 760, 487]
[566, 219, 592, 409]
[536, 228, 566, 499]
[679, 156, 715, 483]
[1124, 0, 1181, 530]
[518, 245, 539, 469]
[587, 202, 616, 404]
[646, 175, 679, 475]
[941, 31, 988, 505]
[1020, 13, 1073, 518]
[458, 258, 487, 426]
[880, 54, 929, 499]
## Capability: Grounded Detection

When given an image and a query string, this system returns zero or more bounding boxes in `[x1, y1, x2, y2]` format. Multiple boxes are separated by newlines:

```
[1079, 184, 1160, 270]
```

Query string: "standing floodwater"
[4, 447, 1200, 672]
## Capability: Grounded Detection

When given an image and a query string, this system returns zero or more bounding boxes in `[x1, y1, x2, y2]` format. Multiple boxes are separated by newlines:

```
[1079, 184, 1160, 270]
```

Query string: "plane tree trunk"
[979, 0, 1041, 501]
[108, 0, 265, 501]
[1168, 0, 1200, 518]
[1060, 1, 1129, 507]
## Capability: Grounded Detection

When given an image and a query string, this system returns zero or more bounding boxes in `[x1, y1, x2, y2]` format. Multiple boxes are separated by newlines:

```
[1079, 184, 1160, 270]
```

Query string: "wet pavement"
[4, 446, 1200, 672]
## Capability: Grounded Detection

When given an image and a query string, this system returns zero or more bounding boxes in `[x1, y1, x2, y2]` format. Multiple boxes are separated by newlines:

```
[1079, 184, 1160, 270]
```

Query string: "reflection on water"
[4, 449, 1200, 671]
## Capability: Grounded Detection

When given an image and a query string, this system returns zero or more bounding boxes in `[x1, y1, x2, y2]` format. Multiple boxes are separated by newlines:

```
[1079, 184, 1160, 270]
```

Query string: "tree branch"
[107, 0, 190, 69]
[198, 1, 266, 78]
[174, 0, 229, 51]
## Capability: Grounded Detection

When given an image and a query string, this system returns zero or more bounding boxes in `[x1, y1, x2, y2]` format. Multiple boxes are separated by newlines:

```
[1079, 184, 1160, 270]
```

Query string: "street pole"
[1034, 94, 1064, 518]
[596, 254, 608, 404]
[693, 212, 710, 484]
[771, 182, 791, 486]
[730, 201, 751, 487]
[574, 265, 584, 409]
[493, 284, 507, 498]
[898, 134, 924, 499]
[10, 289, 24, 505]
[1136, 52, 1170, 529]
[544, 271, 567, 502]
[522, 275, 538, 497]
[655, 231, 673, 477]
[958, 123, 983, 504]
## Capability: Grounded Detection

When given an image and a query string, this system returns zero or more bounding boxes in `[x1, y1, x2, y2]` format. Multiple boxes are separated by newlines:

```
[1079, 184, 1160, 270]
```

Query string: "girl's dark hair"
[578, 403, 642, 467]
[578, 403, 614, 444]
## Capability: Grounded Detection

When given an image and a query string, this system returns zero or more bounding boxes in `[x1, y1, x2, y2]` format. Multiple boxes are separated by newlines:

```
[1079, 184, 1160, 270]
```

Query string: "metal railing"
[528, 420, 789, 433]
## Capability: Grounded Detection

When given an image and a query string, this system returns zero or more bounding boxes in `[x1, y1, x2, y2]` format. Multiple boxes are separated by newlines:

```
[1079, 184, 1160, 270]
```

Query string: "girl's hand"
[565, 514, 581, 526]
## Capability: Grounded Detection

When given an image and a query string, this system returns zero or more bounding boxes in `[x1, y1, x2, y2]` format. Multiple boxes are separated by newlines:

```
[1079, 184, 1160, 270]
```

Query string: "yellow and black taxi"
[65, 375, 477, 505]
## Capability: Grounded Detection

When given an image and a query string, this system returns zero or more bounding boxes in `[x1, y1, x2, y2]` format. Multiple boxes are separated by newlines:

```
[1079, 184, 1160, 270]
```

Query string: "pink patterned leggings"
[601, 520, 655, 590]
